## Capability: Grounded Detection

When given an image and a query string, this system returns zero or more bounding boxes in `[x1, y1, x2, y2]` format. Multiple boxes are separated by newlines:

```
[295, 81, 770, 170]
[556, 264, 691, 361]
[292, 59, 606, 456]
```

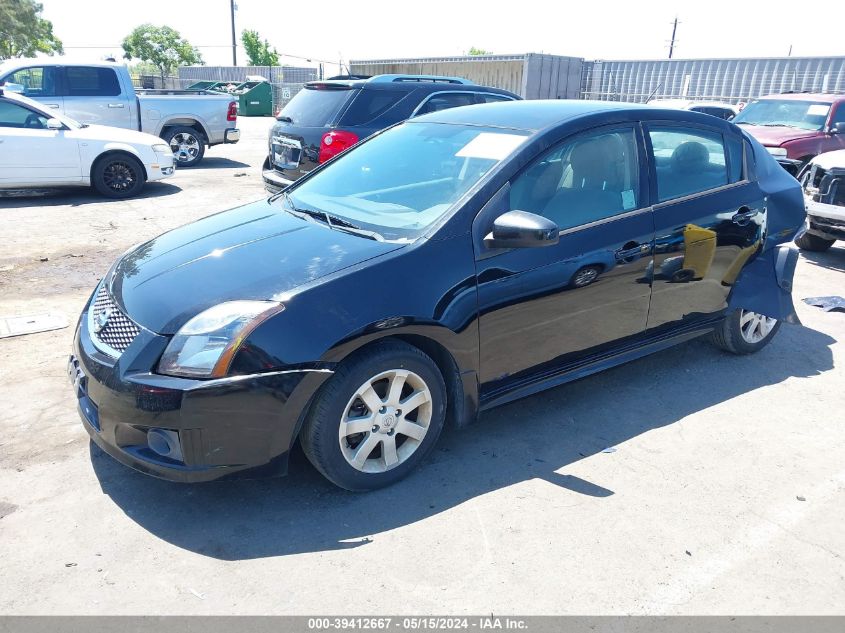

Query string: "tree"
[122, 24, 202, 81]
[468, 47, 491, 56]
[0, 0, 63, 59]
[241, 29, 279, 67]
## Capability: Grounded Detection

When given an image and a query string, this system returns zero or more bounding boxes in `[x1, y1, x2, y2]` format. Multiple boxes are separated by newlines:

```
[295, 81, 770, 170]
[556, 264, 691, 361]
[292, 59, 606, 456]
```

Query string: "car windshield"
[278, 122, 529, 241]
[732, 99, 831, 131]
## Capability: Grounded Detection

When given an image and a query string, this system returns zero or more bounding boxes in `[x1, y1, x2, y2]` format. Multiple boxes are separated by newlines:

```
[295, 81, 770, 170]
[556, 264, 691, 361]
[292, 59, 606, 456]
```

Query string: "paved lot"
[1, 116, 844, 615]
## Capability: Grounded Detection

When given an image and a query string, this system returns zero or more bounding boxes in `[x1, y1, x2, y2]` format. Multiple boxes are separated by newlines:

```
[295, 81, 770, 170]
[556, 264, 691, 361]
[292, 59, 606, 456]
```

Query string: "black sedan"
[70, 100, 806, 490]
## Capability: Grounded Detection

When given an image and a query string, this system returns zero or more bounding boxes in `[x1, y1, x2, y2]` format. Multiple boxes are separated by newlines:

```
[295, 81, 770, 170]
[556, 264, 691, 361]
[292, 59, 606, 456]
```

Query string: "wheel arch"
[159, 118, 210, 144]
[90, 148, 148, 183]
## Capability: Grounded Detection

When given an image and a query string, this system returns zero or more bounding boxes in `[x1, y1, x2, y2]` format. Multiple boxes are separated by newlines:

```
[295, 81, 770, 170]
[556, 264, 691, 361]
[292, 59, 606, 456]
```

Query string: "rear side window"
[414, 92, 477, 116]
[648, 126, 728, 202]
[726, 135, 744, 183]
[65, 67, 121, 96]
[339, 89, 406, 126]
[2, 66, 58, 97]
[278, 86, 356, 127]
[477, 93, 513, 104]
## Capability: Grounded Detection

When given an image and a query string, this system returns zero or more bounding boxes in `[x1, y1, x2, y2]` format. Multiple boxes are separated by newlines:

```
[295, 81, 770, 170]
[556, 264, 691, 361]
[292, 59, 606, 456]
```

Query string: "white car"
[795, 149, 845, 252]
[647, 99, 738, 121]
[0, 87, 175, 198]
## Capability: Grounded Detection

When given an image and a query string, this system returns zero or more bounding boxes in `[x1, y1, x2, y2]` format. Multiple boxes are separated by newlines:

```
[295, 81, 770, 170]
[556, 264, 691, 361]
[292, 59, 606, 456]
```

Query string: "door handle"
[732, 208, 760, 225]
[614, 243, 651, 261]
[107, 103, 125, 108]
[45, 103, 60, 109]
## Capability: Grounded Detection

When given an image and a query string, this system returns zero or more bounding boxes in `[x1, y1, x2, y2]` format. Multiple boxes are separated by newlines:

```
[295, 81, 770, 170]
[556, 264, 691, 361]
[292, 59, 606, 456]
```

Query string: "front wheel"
[92, 154, 146, 198]
[164, 126, 205, 167]
[300, 341, 447, 491]
[795, 231, 835, 252]
[711, 308, 781, 355]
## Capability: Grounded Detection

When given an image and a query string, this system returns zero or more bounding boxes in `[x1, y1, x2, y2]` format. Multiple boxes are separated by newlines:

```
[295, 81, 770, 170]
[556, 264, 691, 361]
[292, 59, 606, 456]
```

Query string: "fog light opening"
[147, 428, 184, 462]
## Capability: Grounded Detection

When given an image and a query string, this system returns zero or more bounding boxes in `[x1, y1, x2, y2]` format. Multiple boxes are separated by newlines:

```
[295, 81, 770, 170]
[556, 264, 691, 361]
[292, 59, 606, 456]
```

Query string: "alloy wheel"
[739, 310, 777, 344]
[338, 369, 433, 473]
[170, 132, 200, 163]
[103, 161, 137, 192]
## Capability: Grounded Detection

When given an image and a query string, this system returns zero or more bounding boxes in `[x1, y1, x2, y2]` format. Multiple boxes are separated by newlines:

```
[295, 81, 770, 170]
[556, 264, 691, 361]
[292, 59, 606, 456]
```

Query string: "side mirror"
[829, 122, 845, 135]
[484, 210, 559, 249]
[46, 118, 63, 130]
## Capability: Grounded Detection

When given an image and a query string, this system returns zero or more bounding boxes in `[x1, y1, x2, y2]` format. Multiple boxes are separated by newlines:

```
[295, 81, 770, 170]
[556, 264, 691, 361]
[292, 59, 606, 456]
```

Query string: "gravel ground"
[1, 116, 843, 615]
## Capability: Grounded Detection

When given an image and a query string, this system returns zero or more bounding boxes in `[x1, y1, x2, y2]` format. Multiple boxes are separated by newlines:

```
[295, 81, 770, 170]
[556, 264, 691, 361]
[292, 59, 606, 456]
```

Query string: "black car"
[261, 74, 520, 193]
[71, 100, 805, 491]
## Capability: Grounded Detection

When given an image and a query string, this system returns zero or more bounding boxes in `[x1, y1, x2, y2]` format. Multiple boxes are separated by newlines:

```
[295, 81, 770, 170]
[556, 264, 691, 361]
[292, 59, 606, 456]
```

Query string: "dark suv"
[262, 74, 520, 192]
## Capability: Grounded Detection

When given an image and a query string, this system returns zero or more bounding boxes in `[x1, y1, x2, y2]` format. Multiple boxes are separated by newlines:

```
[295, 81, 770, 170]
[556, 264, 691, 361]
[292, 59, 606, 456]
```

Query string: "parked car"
[70, 100, 805, 490]
[794, 149, 845, 251]
[731, 93, 845, 175]
[0, 58, 240, 167]
[0, 88, 174, 198]
[648, 99, 738, 120]
[262, 74, 520, 193]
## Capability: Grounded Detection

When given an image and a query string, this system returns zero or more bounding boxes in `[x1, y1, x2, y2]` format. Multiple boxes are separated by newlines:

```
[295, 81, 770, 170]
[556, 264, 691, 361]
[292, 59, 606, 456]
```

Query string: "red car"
[732, 93, 845, 174]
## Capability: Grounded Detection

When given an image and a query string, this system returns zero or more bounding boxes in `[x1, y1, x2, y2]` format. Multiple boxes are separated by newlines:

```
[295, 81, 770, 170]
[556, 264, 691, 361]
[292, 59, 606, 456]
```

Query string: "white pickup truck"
[0, 58, 239, 167]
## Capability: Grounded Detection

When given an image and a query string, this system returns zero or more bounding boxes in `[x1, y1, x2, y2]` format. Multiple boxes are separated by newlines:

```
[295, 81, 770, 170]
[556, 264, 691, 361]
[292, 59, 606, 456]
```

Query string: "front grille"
[91, 285, 140, 356]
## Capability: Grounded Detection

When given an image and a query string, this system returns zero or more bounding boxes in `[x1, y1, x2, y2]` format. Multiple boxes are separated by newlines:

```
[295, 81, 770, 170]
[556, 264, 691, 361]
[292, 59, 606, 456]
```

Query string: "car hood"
[109, 199, 403, 334]
[739, 124, 820, 146]
[809, 149, 845, 170]
[73, 124, 163, 147]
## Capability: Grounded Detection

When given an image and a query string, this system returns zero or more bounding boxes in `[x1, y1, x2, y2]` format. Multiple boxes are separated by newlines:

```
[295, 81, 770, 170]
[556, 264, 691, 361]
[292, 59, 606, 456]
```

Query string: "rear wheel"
[92, 154, 145, 198]
[164, 126, 205, 167]
[795, 232, 835, 252]
[711, 308, 781, 355]
[300, 341, 447, 491]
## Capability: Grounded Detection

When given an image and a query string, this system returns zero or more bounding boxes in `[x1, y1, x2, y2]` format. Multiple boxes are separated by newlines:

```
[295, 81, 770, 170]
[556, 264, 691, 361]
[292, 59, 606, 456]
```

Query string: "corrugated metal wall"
[350, 55, 528, 96]
[581, 56, 845, 103]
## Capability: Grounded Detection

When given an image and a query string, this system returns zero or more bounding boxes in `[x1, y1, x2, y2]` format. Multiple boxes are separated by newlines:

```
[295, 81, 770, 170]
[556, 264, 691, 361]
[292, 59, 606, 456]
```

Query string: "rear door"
[60, 66, 132, 129]
[0, 65, 62, 112]
[644, 121, 766, 332]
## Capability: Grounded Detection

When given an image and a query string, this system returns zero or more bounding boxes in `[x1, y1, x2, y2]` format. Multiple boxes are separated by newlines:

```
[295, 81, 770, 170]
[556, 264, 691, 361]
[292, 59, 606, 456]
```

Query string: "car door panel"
[474, 124, 654, 397]
[644, 123, 765, 332]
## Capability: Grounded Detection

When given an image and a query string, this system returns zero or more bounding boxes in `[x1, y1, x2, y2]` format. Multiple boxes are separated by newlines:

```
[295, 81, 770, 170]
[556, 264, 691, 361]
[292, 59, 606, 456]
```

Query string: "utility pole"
[230, 0, 237, 66]
[668, 16, 679, 59]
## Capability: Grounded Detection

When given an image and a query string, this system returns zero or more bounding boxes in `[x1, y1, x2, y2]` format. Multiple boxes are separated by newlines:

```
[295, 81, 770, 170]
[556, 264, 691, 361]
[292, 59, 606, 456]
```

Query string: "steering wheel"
[24, 113, 45, 129]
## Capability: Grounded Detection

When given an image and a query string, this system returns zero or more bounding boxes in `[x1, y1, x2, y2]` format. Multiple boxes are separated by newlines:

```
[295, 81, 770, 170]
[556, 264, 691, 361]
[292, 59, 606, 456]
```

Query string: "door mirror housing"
[484, 210, 559, 249]
[829, 122, 845, 135]
[46, 118, 63, 130]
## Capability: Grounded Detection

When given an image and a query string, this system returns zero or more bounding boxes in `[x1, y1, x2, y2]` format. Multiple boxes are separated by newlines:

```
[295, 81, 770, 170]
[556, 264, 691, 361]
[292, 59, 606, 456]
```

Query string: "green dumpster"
[186, 80, 219, 90]
[233, 79, 273, 116]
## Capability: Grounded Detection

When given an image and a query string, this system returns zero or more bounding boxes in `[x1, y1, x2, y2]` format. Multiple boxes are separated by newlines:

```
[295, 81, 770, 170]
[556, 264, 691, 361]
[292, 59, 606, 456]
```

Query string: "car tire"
[795, 232, 835, 252]
[164, 126, 205, 167]
[92, 154, 146, 199]
[299, 340, 447, 491]
[710, 308, 781, 355]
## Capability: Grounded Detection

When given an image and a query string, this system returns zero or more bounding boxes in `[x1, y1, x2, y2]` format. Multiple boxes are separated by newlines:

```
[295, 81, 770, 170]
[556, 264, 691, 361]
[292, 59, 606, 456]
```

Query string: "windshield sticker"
[456, 133, 526, 160]
[807, 104, 830, 117]
[621, 190, 636, 210]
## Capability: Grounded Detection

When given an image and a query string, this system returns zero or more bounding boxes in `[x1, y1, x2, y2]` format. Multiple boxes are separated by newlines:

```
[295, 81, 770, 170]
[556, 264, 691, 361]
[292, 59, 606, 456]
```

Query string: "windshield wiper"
[280, 192, 383, 241]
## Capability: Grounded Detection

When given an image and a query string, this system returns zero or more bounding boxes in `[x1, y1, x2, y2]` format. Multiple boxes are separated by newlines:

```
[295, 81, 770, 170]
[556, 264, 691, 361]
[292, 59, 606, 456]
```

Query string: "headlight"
[766, 146, 788, 158]
[152, 143, 172, 153]
[158, 301, 283, 378]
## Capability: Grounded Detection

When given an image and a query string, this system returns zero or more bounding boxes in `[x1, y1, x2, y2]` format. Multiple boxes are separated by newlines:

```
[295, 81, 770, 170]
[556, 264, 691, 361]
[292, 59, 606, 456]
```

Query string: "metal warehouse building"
[351, 54, 845, 104]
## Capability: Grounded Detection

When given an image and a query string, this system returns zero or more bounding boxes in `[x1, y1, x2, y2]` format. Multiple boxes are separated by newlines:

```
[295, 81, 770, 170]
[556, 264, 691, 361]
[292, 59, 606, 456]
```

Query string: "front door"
[0, 99, 80, 186]
[475, 124, 654, 397]
[644, 122, 767, 331]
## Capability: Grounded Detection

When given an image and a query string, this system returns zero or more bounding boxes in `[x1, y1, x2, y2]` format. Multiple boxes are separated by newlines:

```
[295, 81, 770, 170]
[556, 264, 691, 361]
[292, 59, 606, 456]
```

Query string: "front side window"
[732, 99, 831, 131]
[509, 127, 641, 230]
[65, 67, 121, 97]
[0, 100, 47, 128]
[283, 122, 529, 240]
[648, 127, 728, 202]
[2, 66, 57, 97]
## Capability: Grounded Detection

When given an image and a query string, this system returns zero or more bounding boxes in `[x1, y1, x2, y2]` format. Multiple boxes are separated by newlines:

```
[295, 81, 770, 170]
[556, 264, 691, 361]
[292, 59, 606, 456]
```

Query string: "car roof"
[413, 99, 656, 131]
[0, 57, 123, 74]
[304, 74, 516, 96]
[757, 93, 844, 103]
